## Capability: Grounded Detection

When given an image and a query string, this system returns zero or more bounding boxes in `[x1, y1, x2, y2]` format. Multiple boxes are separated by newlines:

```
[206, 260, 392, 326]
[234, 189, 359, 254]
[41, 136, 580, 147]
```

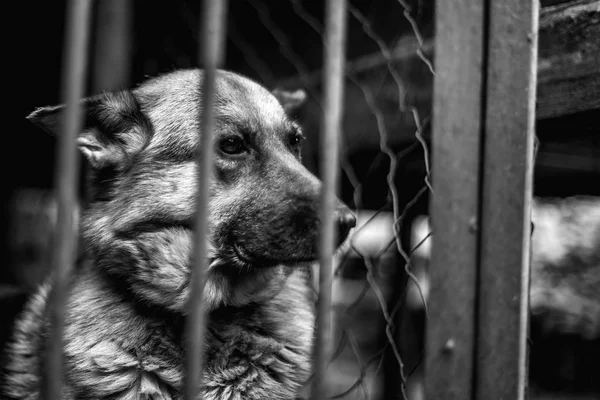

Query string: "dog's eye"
[220, 137, 246, 155]
[289, 134, 304, 148]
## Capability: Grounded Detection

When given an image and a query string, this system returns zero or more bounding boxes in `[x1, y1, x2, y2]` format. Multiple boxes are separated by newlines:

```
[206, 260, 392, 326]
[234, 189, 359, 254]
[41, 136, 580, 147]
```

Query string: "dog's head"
[28, 69, 355, 307]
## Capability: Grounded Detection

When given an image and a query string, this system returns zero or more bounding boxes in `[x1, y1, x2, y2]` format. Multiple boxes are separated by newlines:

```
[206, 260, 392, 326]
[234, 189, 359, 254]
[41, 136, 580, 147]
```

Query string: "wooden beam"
[537, 0, 600, 119]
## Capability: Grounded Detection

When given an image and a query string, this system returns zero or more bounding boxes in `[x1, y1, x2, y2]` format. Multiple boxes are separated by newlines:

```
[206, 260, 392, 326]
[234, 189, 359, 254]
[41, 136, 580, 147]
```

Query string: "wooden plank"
[423, 0, 485, 398]
[537, 0, 600, 118]
[476, 0, 539, 398]
[537, 74, 600, 119]
[42, 0, 93, 398]
[538, 0, 599, 82]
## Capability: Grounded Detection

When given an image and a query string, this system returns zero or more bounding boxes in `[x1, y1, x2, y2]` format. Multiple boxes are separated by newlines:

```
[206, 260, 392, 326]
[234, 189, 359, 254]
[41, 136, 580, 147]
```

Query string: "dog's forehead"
[135, 69, 289, 156]
[215, 72, 288, 131]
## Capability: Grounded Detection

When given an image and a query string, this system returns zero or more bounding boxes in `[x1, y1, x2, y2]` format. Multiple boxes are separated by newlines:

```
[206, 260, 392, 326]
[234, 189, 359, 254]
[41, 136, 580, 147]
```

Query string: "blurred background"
[1, 1, 599, 399]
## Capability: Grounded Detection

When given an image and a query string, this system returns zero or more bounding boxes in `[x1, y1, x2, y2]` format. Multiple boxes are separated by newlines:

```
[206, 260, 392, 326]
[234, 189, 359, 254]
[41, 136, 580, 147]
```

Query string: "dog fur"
[2, 69, 355, 399]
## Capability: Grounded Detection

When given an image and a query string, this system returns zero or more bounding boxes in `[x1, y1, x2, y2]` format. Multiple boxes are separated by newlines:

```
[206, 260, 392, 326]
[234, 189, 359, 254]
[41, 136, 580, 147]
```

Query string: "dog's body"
[2, 69, 354, 399]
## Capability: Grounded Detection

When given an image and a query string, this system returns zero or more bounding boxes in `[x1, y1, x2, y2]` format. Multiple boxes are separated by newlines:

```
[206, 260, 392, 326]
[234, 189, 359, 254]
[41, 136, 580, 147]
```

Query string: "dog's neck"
[201, 267, 315, 399]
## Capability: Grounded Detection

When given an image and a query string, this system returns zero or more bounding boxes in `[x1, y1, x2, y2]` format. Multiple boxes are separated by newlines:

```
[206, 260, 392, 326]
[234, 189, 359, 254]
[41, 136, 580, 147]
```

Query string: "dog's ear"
[272, 88, 307, 114]
[27, 91, 151, 170]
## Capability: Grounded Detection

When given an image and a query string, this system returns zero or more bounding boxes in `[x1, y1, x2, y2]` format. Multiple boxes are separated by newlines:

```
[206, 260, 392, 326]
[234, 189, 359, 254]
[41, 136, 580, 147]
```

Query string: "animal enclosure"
[2, 1, 599, 400]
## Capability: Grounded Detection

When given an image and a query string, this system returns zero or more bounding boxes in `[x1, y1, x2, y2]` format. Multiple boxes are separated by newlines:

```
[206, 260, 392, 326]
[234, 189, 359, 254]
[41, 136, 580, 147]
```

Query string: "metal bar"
[424, 0, 486, 398]
[475, 0, 538, 398]
[92, 0, 132, 93]
[42, 0, 93, 399]
[184, 1, 228, 399]
[311, 1, 347, 399]
[86, 0, 132, 205]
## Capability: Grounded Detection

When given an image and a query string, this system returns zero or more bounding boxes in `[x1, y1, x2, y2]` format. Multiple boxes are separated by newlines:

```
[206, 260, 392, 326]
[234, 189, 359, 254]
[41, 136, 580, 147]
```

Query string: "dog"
[2, 69, 356, 399]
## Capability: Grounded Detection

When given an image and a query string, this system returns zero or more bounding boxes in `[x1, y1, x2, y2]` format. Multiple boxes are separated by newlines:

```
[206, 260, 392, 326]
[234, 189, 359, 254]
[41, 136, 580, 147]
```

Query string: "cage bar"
[476, 0, 538, 398]
[42, 0, 93, 398]
[426, 0, 538, 399]
[92, 0, 132, 93]
[311, 0, 347, 399]
[184, 1, 228, 399]
[424, 0, 486, 397]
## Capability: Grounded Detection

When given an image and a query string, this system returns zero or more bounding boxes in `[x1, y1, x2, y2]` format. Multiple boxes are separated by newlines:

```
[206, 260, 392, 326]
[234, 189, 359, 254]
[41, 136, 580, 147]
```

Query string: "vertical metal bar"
[424, 0, 486, 398]
[184, 1, 227, 399]
[311, 1, 347, 399]
[92, 0, 132, 93]
[42, 1, 93, 399]
[476, 1, 538, 398]
[87, 0, 132, 205]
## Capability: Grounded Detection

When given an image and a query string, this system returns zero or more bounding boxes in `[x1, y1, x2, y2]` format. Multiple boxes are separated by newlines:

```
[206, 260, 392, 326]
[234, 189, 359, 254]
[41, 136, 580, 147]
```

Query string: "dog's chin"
[232, 243, 316, 268]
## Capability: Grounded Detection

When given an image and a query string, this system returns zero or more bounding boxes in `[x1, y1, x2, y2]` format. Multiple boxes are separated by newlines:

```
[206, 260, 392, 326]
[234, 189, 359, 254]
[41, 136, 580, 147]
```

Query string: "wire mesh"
[266, 1, 434, 398]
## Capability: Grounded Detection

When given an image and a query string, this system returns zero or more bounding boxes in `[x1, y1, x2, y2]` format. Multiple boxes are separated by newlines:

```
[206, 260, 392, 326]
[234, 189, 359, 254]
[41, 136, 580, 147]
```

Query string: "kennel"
[4, 0, 599, 399]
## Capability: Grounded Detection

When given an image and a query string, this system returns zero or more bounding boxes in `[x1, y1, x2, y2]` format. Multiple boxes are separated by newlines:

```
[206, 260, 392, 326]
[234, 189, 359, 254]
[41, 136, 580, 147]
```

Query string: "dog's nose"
[335, 208, 356, 244]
